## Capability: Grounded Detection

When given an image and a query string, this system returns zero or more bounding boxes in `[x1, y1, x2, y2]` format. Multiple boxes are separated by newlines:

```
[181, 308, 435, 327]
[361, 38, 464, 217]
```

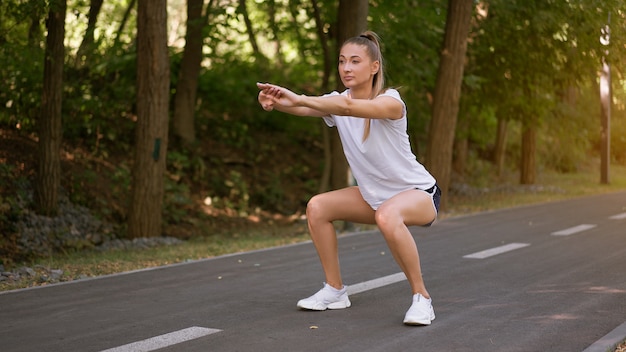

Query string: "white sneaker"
[403, 293, 435, 325]
[297, 283, 351, 310]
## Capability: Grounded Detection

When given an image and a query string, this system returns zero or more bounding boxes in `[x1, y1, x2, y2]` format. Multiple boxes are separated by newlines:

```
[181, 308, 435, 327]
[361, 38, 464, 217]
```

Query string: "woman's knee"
[375, 205, 402, 234]
[306, 194, 328, 223]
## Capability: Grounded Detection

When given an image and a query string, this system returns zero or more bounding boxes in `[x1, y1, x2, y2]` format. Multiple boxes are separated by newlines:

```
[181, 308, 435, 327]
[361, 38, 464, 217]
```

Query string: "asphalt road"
[1, 191, 625, 352]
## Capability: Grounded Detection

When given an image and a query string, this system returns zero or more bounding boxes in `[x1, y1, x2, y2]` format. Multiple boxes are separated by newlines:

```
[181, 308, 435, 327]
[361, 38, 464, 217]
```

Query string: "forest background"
[1, 0, 626, 266]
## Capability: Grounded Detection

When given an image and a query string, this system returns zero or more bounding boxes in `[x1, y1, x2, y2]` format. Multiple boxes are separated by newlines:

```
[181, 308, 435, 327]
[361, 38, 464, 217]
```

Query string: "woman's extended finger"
[257, 82, 277, 90]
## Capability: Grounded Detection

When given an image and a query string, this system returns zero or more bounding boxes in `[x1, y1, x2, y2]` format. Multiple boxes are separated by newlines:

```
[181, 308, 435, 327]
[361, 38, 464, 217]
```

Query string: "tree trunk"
[267, 0, 284, 66]
[173, 0, 208, 146]
[75, 0, 104, 66]
[28, 5, 44, 46]
[600, 58, 611, 184]
[493, 117, 508, 177]
[520, 122, 536, 185]
[114, 0, 137, 47]
[239, 0, 260, 57]
[331, 0, 368, 191]
[310, 0, 333, 193]
[128, 0, 170, 238]
[35, 0, 66, 216]
[452, 114, 469, 180]
[311, 0, 332, 91]
[425, 0, 473, 210]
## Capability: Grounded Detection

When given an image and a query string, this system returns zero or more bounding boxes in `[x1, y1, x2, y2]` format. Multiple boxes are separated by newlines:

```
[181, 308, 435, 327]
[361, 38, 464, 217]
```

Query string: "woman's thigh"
[377, 189, 437, 227]
[307, 187, 376, 224]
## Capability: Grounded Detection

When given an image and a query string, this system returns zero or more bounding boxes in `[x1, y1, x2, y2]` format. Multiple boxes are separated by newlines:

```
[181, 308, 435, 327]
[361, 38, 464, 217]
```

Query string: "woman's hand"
[255, 82, 328, 117]
[258, 88, 275, 111]
[256, 82, 301, 108]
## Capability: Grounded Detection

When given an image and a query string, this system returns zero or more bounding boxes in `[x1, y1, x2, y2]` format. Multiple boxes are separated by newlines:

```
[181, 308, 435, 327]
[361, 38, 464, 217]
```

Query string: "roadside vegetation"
[2, 160, 624, 292]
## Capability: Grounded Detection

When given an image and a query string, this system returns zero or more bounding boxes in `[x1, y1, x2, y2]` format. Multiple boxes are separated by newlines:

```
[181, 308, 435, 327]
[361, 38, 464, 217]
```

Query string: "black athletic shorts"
[420, 184, 441, 227]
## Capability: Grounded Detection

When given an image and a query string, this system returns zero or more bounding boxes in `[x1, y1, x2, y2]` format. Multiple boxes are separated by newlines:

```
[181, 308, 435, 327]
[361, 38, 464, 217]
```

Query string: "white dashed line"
[551, 224, 597, 236]
[347, 272, 406, 295]
[99, 326, 221, 352]
[97, 214, 620, 351]
[609, 212, 626, 220]
[463, 243, 530, 259]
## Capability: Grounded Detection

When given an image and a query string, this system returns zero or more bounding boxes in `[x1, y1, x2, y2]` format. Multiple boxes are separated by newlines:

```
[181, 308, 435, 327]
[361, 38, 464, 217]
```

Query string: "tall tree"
[114, 0, 137, 48]
[330, 0, 368, 191]
[267, 0, 284, 66]
[493, 117, 508, 176]
[310, 0, 334, 193]
[75, 0, 103, 66]
[28, 3, 44, 46]
[425, 0, 473, 209]
[239, 0, 260, 58]
[35, 0, 66, 216]
[520, 118, 536, 184]
[466, 0, 624, 185]
[128, 0, 170, 238]
[173, 0, 212, 145]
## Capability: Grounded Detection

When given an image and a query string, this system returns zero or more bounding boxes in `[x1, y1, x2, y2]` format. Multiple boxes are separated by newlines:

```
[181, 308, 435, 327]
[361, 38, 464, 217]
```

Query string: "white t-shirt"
[322, 88, 436, 210]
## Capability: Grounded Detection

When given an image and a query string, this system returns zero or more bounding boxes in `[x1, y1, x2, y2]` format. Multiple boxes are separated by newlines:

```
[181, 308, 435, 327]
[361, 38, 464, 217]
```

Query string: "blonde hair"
[342, 31, 387, 141]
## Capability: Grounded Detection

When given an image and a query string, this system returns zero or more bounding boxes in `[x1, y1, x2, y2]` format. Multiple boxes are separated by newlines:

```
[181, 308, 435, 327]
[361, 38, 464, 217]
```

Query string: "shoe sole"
[328, 301, 351, 309]
[403, 313, 435, 326]
[403, 319, 432, 326]
[297, 300, 351, 310]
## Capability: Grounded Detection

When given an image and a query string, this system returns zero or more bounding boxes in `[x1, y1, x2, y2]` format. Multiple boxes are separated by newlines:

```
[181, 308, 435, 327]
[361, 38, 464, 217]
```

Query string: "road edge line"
[582, 322, 626, 352]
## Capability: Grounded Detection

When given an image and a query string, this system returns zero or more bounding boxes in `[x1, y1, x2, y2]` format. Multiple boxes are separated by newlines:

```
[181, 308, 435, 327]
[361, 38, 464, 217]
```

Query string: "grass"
[2, 162, 625, 293]
[0, 227, 312, 291]
[443, 163, 626, 218]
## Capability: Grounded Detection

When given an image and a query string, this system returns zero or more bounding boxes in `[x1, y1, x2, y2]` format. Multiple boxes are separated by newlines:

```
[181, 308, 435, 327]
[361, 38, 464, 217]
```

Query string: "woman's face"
[338, 43, 379, 90]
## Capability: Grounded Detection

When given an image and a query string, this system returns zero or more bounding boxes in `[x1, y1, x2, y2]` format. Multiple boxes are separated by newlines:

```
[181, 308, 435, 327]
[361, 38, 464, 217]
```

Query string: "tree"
[128, 0, 170, 238]
[239, 0, 260, 58]
[75, 0, 103, 67]
[311, 0, 334, 193]
[425, 0, 473, 209]
[465, 0, 626, 185]
[329, 0, 368, 191]
[114, 0, 137, 48]
[173, 0, 212, 146]
[520, 117, 536, 184]
[35, 0, 66, 216]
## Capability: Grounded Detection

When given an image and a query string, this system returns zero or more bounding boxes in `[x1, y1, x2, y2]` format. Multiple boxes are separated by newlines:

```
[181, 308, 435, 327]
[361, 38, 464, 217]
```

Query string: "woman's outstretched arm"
[257, 82, 403, 120]
[257, 83, 327, 117]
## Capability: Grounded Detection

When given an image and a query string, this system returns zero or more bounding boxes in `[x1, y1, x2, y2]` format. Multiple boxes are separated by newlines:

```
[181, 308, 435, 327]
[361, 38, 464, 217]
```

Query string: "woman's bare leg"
[306, 187, 376, 289]
[375, 189, 436, 297]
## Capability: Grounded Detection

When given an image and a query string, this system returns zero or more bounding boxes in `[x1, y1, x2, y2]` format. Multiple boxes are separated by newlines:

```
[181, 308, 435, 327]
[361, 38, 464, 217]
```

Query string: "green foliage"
[66, 167, 98, 206]
[612, 114, 626, 164]
[168, 149, 207, 183]
[2, 0, 626, 258]
[0, 1, 66, 132]
[0, 164, 28, 265]
[224, 170, 250, 215]
[461, 0, 626, 176]
[163, 178, 193, 224]
[370, 0, 447, 150]
[62, 50, 137, 157]
[0, 42, 44, 131]
[540, 83, 598, 173]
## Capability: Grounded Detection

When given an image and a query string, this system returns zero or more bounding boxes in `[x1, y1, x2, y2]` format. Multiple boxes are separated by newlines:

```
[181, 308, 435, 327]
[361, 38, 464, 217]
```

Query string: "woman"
[256, 31, 441, 326]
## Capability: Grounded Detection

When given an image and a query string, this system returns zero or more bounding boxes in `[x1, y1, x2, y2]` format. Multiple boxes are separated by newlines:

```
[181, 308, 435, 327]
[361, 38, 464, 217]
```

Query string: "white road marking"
[463, 243, 530, 259]
[100, 326, 221, 352]
[609, 212, 626, 220]
[97, 218, 612, 351]
[551, 224, 597, 236]
[347, 272, 407, 295]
